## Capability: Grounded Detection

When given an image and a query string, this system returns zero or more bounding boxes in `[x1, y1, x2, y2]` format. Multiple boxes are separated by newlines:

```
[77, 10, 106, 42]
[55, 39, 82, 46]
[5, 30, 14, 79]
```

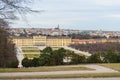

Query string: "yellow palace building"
[12, 36, 72, 47]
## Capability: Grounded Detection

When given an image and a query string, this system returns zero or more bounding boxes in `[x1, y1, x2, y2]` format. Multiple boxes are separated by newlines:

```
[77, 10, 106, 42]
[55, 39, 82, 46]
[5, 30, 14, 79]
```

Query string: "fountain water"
[16, 46, 24, 68]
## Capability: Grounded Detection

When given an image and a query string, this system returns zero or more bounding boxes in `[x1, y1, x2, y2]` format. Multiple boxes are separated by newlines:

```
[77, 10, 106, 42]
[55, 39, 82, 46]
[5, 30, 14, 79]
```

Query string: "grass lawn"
[0, 65, 92, 72]
[99, 63, 120, 72]
[23, 50, 40, 52]
[22, 47, 39, 50]
[0, 72, 120, 79]
[23, 54, 40, 58]
[52, 47, 59, 50]
[22, 47, 41, 58]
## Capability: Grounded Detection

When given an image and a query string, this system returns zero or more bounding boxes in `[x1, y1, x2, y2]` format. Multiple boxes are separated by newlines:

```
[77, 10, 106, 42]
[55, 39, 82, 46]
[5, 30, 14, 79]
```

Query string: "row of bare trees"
[69, 42, 120, 54]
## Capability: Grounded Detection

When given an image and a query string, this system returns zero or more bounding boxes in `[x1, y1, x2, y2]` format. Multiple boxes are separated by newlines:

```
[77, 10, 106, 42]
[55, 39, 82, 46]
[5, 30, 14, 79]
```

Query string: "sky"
[11, 0, 120, 31]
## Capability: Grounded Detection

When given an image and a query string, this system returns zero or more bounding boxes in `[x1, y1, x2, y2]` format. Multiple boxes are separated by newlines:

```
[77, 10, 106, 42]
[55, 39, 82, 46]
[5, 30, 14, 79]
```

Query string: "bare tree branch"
[0, 0, 40, 19]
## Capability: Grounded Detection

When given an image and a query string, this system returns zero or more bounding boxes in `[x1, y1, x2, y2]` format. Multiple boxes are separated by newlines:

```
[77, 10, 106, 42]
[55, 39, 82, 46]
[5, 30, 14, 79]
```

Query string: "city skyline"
[11, 0, 120, 31]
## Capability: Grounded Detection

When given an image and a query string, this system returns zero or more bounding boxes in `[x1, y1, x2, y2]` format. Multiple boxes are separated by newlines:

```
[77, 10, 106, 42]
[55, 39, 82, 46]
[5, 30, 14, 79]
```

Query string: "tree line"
[22, 47, 120, 67]
[68, 33, 120, 39]
[69, 42, 120, 54]
[22, 47, 86, 67]
[68, 33, 106, 39]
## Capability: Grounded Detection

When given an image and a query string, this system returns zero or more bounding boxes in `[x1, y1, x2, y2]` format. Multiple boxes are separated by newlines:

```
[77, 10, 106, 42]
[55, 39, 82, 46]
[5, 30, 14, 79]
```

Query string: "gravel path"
[0, 65, 118, 77]
[63, 46, 91, 56]
[16, 78, 120, 80]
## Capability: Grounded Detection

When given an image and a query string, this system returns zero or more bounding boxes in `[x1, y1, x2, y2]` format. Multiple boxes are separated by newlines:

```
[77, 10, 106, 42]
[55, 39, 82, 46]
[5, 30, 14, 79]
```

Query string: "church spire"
[57, 24, 60, 29]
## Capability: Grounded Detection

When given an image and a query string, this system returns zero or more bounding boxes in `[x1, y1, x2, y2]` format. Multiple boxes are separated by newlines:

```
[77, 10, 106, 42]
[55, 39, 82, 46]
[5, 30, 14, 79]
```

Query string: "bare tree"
[0, 19, 17, 67]
[0, 0, 39, 67]
[0, 0, 38, 19]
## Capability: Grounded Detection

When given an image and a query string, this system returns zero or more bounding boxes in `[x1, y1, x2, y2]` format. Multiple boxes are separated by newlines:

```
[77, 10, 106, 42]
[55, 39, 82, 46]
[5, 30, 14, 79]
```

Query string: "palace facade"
[12, 36, 72, 47]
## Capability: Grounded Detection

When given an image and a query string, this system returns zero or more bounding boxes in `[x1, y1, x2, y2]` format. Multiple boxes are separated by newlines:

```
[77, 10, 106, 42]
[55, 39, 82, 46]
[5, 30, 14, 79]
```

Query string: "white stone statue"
[16, 46, 24, 68]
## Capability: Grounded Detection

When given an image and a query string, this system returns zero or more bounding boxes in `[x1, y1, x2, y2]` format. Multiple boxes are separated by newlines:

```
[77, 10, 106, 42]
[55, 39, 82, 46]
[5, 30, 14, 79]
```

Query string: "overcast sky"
[11, 0, 120, 31]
